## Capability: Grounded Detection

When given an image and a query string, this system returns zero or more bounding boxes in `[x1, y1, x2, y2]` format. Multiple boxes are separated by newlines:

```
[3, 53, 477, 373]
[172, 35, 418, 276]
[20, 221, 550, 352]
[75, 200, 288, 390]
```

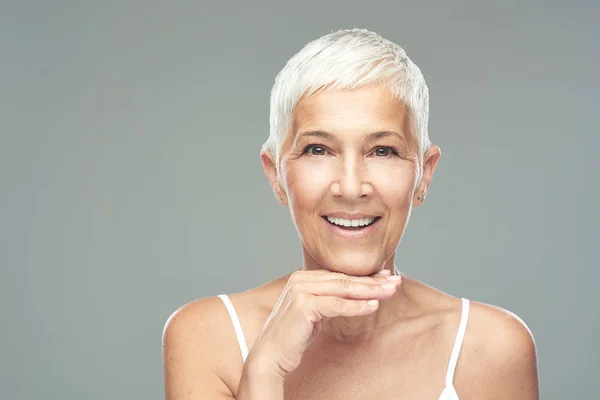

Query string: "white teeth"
[326, 216, 376, 227]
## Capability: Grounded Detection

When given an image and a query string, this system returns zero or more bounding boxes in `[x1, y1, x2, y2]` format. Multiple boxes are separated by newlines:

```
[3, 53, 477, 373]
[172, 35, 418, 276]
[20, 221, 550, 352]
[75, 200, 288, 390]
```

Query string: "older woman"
[162, 29, 539, 400]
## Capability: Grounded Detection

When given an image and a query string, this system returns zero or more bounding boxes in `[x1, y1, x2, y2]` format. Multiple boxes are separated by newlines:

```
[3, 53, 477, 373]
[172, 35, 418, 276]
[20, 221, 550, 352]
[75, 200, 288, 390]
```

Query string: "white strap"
[217, 294, 249, 363]
[445, 298, 470, 387]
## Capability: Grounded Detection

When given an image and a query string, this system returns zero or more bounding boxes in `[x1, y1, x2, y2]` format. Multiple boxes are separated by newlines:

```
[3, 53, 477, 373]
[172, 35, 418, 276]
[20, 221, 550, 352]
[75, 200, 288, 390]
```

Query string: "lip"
[322, 212, 381, 219]
[322, 216, 382, 239]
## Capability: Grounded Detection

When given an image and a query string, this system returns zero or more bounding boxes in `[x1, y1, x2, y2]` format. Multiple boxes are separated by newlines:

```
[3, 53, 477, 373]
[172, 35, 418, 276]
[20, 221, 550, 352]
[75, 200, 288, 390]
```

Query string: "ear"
[413, 146, 441, 206]
[261, 150, 288, 205]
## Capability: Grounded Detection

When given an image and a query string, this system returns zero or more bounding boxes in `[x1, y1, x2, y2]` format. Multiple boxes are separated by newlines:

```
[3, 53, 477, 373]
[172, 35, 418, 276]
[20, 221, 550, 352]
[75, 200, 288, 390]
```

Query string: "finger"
[289, 269, 395, 285]
[321, 272, 401, 285]
[290, 278, 398, 300]
[312, 296, 380, 318]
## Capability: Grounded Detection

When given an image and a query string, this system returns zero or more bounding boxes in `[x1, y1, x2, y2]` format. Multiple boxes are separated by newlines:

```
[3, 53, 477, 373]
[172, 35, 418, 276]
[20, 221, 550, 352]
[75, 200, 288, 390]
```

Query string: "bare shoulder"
[466, 301, 538, 368]
[162, 296, 239, 399]
[161, 280, 284, 400]
[457, 300, 539, 399]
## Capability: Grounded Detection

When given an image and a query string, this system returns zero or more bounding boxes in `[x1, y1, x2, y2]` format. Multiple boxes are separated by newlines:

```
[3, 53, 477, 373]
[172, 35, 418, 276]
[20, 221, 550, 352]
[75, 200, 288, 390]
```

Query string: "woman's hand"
[245, 269, 402, 384]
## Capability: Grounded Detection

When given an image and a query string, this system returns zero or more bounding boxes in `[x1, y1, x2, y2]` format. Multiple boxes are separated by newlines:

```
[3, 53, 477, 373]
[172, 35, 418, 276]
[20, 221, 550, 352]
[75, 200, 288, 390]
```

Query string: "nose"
[330, 153, 372, 199]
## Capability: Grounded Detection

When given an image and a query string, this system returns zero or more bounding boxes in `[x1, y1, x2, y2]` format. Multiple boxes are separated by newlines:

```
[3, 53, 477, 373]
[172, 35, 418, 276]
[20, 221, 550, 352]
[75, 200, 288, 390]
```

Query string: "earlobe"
[414, 146, 440, 205]
[414, 190, 426, 205]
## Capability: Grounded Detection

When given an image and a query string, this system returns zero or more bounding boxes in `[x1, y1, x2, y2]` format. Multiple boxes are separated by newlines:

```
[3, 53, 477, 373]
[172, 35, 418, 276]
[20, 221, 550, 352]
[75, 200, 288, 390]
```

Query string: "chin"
[317, 249, 388, 276]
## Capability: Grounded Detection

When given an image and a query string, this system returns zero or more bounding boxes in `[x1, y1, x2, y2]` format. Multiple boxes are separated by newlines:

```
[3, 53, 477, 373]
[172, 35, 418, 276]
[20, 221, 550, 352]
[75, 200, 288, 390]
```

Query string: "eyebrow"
[297, 130, 405, 142]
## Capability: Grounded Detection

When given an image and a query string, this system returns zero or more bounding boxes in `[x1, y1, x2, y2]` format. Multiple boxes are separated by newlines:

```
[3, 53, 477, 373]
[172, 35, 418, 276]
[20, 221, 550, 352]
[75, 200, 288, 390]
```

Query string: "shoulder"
[466, 301, 537, 366]
[458, 300, 539, 399]
[163, 296, 232, 348]
[163, 296, 230, 342]
[162, 296, 238, 398]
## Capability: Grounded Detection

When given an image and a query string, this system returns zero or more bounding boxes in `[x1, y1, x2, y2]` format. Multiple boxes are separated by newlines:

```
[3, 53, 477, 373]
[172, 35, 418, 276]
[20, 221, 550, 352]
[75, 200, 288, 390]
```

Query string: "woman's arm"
[460, 302, 539, 399]
[235, 353, 284, 400]
[486, 312, 539, 399]
[162, 298, 236, 400]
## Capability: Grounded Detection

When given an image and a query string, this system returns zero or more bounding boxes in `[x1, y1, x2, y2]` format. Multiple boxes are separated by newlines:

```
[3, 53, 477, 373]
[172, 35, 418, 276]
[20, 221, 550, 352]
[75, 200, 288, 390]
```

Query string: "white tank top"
[218, 294, 469, 400]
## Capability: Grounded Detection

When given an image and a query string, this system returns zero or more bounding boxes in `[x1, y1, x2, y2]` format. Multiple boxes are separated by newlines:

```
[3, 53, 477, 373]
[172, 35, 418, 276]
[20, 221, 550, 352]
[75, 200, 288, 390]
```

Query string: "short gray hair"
[262, 28, 432, 167]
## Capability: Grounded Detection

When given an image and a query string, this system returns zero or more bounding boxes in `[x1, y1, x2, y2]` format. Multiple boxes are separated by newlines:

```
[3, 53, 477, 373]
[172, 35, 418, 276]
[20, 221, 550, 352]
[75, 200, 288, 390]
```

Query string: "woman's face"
[263, 85, 439, 276]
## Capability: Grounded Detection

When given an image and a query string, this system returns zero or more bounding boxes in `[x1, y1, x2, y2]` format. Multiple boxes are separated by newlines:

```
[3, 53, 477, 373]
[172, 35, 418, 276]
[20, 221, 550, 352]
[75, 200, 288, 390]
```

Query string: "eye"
[373, 146, 399, 157]
[304, 144, 329, 156]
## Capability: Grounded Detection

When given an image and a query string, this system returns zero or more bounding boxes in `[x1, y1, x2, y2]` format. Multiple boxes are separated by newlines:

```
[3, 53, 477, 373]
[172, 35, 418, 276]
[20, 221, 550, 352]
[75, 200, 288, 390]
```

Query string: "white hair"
[262, 28, 432, 168]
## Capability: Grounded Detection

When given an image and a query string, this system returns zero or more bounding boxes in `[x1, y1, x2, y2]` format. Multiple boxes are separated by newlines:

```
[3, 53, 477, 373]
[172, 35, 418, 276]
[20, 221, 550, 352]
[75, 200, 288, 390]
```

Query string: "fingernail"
[377, 269, 391, 275]
[386, 276, 402, 281]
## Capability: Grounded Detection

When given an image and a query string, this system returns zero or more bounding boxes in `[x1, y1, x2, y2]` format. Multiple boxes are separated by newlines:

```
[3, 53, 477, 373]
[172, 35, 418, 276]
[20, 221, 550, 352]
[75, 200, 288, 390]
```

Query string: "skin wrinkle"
[262, 84, 441, 342]
[163, 29, 539, 400]
[277, 86, 422, 182]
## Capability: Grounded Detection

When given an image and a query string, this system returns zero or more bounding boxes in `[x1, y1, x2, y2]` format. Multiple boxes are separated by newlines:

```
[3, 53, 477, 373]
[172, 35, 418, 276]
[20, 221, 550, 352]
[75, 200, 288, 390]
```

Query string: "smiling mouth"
[322, 216, 381, 230]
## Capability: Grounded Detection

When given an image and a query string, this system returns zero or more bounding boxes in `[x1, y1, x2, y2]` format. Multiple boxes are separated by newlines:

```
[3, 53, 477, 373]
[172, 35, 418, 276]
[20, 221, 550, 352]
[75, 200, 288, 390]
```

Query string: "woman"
[162, 28, 539, 399]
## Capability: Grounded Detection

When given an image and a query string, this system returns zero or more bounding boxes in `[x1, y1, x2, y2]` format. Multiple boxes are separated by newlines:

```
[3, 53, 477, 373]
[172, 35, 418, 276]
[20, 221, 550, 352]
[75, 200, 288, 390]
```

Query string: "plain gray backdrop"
[2, 1, 598, 399]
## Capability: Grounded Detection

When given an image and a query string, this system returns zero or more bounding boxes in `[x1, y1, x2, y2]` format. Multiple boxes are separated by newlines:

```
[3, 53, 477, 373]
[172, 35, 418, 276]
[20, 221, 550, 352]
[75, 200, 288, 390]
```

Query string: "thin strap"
[445, 298, 470, 387]
[217, 294, 249, 363]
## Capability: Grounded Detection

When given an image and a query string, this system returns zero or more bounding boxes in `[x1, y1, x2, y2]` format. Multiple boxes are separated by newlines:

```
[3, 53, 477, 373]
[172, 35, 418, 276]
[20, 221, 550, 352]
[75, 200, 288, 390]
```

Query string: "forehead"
[291, 85, 407, 136]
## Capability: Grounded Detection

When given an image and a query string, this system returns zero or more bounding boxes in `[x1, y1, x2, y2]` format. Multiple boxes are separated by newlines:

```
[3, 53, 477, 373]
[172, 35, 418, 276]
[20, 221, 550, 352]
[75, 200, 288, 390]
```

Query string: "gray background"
[2, 1, 598, 399]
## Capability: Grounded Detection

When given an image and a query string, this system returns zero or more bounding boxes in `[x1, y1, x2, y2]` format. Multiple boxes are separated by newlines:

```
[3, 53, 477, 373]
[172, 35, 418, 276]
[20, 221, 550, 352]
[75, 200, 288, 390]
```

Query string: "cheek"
[284, 160, 333, 210]
[283, 158, 417, 212]
[371, 164, 416, 206]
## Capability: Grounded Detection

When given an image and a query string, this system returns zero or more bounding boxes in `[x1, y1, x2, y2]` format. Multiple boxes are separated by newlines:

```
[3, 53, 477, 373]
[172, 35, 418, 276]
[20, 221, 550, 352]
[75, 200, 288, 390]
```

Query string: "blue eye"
[304, 144, 328, 156]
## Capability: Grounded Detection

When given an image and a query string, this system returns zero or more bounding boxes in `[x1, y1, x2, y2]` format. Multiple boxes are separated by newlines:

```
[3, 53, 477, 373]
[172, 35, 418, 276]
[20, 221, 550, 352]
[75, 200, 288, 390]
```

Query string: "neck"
[299, 256, 410, 344]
